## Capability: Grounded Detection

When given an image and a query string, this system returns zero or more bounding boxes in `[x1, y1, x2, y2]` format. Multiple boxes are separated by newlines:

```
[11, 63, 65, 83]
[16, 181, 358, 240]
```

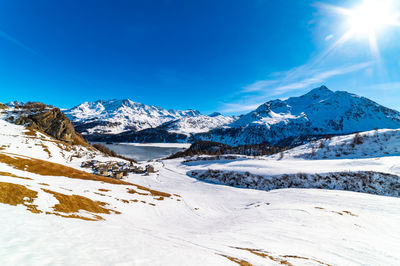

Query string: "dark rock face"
[7, 102, 87, 145]
[168, 140, 288, 159]
[85, 128, 189, 143]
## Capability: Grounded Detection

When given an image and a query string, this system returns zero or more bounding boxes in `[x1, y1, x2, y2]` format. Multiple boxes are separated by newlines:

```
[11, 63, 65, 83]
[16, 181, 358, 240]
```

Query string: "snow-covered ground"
[1, 157, 400, 265]
[1, 112, 400, 265]
[273, 128, 400, 160]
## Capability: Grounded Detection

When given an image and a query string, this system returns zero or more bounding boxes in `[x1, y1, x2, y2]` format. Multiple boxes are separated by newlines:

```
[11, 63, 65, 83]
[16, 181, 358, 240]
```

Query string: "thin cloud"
[243, 61, 372, 95]
[0, 29, 39, 56]
[219, 102, 262, 114]
[219, 61, 373, 115]
[272, 62, 373, 95]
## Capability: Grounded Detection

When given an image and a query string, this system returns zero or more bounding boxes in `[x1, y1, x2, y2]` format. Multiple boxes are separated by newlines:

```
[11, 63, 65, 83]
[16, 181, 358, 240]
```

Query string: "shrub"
[319, 140, 325, 149]
[352, 133, 363, 145]
[92, 143, 117, 157]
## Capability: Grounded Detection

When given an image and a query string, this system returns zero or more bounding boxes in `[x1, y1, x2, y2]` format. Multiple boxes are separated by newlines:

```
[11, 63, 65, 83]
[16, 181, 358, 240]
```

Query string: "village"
[81, 160, 156, 179]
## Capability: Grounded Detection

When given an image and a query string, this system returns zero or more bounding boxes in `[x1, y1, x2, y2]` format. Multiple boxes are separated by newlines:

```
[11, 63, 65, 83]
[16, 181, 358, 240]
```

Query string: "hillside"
[272, 128, 400, 160]
[1, 101, 400, 265]
[197, 86, 400, 145]
[4, 102, 88, 146]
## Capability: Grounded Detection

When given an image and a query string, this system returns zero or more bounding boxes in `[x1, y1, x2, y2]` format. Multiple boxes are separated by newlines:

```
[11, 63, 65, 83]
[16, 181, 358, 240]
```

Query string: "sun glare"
[322, 0, 400, 59]
[347, 0, 397, 35]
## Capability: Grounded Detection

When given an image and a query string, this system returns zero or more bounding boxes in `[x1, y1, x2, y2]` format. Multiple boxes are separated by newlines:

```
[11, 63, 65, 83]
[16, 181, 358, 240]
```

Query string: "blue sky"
[0, 0, 399, 114]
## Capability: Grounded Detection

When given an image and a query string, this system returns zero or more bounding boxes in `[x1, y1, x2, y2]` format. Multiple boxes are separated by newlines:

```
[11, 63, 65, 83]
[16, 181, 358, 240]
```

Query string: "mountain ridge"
[62, 86, 400, 145]
[64, 98, 236, 137]
[196, 85, 400, 145]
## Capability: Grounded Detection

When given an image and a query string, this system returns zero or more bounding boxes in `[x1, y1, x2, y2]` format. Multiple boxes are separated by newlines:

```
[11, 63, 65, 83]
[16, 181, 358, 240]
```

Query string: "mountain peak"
[303, 85, 333, 98]
[209, 112, 222, 117]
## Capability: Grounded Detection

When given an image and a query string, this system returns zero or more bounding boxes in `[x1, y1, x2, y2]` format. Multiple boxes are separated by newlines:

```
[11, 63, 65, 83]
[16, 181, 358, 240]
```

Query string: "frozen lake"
[92, 142, 191, 162]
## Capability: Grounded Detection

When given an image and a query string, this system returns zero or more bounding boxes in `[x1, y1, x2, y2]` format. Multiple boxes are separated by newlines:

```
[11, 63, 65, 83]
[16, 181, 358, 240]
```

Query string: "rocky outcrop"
[0, 103, 8, 110]
[6, 102, 87, 145]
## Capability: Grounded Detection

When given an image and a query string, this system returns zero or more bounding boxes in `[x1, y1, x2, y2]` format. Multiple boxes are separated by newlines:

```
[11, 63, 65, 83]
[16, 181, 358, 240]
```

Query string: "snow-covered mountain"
[158, 113, 235, 136]
[198, 86, 400, 145]
[2, 101, 400, 265]
[64, 99, 235, 136]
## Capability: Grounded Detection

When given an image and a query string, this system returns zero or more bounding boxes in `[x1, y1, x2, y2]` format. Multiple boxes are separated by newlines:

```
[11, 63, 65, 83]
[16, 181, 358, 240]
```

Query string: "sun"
[346, 0, 398, 35]
[320, 0, 400, 59]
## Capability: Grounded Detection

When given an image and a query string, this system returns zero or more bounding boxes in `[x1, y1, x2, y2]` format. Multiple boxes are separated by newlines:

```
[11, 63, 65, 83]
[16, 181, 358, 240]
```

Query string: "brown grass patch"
[281, 255, 331, 266]
[235, 248, 290, 265]
[133, 184, 172, 198]
[0, 171, 32, 180]
[42, 188, 118, 221]
[38, 183, 49, 186]
[98, 188, 110, 192]
[315, 207, 357, 217]
[37, 143, 51, 158]
[24, 128, 38, 137]
[0, 152, 131, 185]
[343, 210, 357, 216]
[0, 152, 177, 203]
[127, 188, 148, 196]
[233, 247, 330, 266]
[126, 186, 173, 199]
[219, 254, 252, 266]
[0, 181, 41, 214]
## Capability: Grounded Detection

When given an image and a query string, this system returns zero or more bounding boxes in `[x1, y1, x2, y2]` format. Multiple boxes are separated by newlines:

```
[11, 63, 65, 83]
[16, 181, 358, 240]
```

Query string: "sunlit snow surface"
[0, 113, 400, 265]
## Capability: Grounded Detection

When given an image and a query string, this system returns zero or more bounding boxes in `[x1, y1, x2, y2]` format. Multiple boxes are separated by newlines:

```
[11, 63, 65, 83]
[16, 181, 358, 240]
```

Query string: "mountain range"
[61, 86, 400, 146]
[64, 99, 236, 138]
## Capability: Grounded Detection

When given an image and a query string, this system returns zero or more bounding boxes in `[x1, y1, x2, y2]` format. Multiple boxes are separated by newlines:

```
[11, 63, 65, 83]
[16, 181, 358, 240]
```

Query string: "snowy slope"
[1, 106, 400, 265]
[64, 99, 234, 136]
[198, 86, 400, 145]
[272, 128, 400, 160]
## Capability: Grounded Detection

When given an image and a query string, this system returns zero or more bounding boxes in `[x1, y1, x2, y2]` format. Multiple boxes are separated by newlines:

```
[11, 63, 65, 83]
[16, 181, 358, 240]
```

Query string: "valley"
[1, 87, 400, 265]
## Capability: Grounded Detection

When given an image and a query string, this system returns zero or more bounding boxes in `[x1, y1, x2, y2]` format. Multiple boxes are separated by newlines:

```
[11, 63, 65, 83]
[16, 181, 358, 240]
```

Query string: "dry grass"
[0, 152, 131, 185]
[25, 127, 92, 148]
[24, 128, 38, 137]
[0, 171, 32, 180]
[134, 184, 173, 198]
[0, 152, 178, 202]
[315, 207, 357, 217]
[342, 210, 357, 216]
[233, 247, 330, 266]
[42, 188, 119, 221]
[219, 254, 252, 266]
[127, 188, 149, 196]
[39, 143, 52, 158]
[0, 181, 41, 214]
